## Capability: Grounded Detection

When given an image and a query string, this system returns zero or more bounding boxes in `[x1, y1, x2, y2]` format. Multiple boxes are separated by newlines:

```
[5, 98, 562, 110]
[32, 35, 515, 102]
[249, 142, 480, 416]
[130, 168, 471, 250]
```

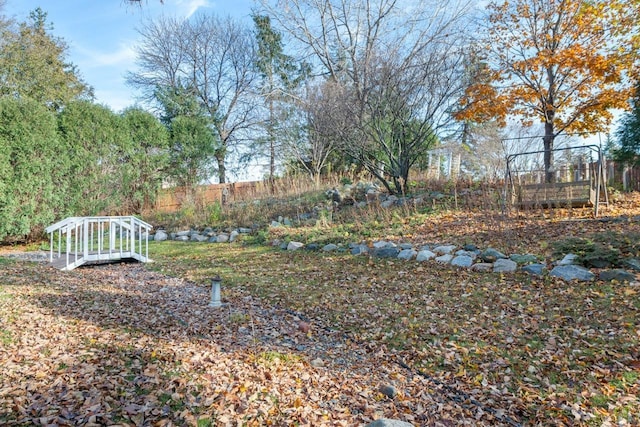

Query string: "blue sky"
[4, 0, 256, 112]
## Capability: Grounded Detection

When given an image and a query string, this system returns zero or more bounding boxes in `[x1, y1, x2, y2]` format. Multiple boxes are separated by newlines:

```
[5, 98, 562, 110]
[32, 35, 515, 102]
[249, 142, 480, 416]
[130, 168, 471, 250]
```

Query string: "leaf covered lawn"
[1, 259, 489, 426]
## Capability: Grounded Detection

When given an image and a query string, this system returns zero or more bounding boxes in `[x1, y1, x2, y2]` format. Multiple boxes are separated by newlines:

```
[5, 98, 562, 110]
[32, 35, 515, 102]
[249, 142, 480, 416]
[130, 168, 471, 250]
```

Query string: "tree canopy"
[615, 82, 640, 166]
[456, 0, 638, 182]
[0, 8, 92, 110]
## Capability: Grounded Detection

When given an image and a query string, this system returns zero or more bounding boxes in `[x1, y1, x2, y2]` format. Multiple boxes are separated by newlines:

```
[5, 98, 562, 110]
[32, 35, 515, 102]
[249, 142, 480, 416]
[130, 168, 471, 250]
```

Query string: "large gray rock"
[175, 235, 189, 242]
[176, 230, 191, 237]
[481, 248, 507, 263]
[435, 254, 453, 264]
[455, 250, 478, 260]
[510, 253, 538, 265]
[287, 241, 304, 251]
[365, 419, 414, 427]
[623, 258, 640, 271]
[558, 253, 579, 266]
[229, 230, 240, 242]
[237, 227, 252, 234]
[416, 250, 436, 262]
[351, 245, 369, 256]
[372, 247, 400, 258]
[451, 255, 473, 268]
[190, 233, 209, 242]
[397, 249, 417, 260]
[471, 263, 493, 272]
[154, 230, 168, 242]
[373, 240, 393, 249]
[322, 243, 339, 252]
[599, 269, 636, 282]
[550, 265, 595, 281]
[217, 234, 230, 243]
[433, 244, 457, 255]
[493, 258, 518, 273]
[522, 263, 547, 276]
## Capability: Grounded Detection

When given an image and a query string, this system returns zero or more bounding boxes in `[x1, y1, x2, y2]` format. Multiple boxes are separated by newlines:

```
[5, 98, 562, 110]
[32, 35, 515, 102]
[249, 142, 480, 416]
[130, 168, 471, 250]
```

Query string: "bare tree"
[284, 79, 347, 186]
[127, 14, 258, 183]
[260, 0, 474, 194]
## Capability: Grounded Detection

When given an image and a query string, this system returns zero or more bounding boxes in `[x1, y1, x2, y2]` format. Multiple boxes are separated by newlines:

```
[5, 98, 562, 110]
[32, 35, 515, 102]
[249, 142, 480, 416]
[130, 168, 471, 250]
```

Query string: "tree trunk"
[216, 155, 226, 184]
[543, 121, 555, 183]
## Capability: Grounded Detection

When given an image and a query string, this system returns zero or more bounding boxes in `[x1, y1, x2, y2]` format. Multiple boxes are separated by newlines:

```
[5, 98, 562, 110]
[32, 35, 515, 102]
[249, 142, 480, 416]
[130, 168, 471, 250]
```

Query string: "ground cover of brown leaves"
[1, 195, 640, 426]
[0, 259, 492, 426]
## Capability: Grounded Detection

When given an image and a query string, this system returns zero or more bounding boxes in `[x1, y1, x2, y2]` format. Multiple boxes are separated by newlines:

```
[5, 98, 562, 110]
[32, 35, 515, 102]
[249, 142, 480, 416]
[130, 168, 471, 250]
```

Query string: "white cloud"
[78, 44, 137, 68]
[177, 0, 212, 18]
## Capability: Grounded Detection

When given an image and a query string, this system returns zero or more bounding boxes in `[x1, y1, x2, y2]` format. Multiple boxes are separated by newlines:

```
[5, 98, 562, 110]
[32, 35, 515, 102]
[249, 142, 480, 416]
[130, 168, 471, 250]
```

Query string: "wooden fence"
[151, 181, 261, 213]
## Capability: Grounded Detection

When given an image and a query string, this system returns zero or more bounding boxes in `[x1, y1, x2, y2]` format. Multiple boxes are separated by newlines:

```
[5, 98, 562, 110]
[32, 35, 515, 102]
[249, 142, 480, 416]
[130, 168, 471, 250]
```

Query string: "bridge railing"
[45, 216, 153, 271]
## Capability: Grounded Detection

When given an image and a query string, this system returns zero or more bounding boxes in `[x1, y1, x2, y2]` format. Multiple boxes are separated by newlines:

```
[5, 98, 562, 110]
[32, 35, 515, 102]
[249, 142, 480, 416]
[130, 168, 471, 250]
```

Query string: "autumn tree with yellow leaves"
[457, 0, 638, 182]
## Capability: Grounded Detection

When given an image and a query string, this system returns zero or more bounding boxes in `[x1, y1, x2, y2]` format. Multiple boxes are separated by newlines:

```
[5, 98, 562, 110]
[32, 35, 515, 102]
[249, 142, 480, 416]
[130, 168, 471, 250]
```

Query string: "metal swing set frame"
[504, 144, 609, 217]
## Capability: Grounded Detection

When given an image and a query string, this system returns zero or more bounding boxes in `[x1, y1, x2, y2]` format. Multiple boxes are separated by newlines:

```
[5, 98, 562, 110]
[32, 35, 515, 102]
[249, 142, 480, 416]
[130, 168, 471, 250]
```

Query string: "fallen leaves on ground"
[0, 260, 500, 426]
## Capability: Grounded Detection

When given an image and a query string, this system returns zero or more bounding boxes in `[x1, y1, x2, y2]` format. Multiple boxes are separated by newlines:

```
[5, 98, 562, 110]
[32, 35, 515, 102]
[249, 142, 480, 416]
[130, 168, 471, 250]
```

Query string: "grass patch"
[148, 237, 640, 424]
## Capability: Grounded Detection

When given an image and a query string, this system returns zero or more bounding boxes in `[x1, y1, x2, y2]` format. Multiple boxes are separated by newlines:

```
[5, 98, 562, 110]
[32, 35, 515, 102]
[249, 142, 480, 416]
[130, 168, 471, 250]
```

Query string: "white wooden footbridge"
[45, 216, 152, 271]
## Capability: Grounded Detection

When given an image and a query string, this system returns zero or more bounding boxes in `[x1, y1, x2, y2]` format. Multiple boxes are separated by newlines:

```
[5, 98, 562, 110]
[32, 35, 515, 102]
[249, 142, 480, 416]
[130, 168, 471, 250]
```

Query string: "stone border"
[148, 225, 639, 284]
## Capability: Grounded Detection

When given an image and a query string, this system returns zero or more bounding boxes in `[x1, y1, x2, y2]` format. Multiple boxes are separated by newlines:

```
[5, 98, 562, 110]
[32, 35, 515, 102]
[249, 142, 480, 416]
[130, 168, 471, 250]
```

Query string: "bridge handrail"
[46, 216, 153, 270]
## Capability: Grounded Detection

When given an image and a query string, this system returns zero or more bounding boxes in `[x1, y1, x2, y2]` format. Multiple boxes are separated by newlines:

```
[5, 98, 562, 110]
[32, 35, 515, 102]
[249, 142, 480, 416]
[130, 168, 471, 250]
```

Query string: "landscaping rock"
[463, 243, 479, 252]
[397, 249, 417, 260]
[217, 234, 230, 243]
[599, 269, 636, 282]
[493, 258, 518, 273]
[522, 263, 547, 276]
[190, 234, 208, 242]
[558, 253, 578, 265]
[481, 248, 507, 262]
[510, 253, 538, 265]
[416, 250, 436, 262]
[237, 227, 252, 234]
[365, 420, 413, 427]
[372, 247, 400, 258]
[305, 243, 320, 251]
[270, 221, 282, 227]
[550, 265, 595, 281]
[451, 255, 473, 268]
[322, 243, 339, 252]
[154, 230, 168, 242]
[176, 230, 191, 237]
[399, 243, 414, 250]
[229, 230, 239, 242]
[471, 263, 493, 272]
[433, 244, 457, 255]
[373, 240, 393, 249]
[623, 258, 640, 271]
[175, 235, 189, 242]
[378, 384, 397, 399]
[455, 250, 478, 260]
[435, 254, 453, 264]
[351, 245, 369, 256]
[287, 241, 304, 251]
